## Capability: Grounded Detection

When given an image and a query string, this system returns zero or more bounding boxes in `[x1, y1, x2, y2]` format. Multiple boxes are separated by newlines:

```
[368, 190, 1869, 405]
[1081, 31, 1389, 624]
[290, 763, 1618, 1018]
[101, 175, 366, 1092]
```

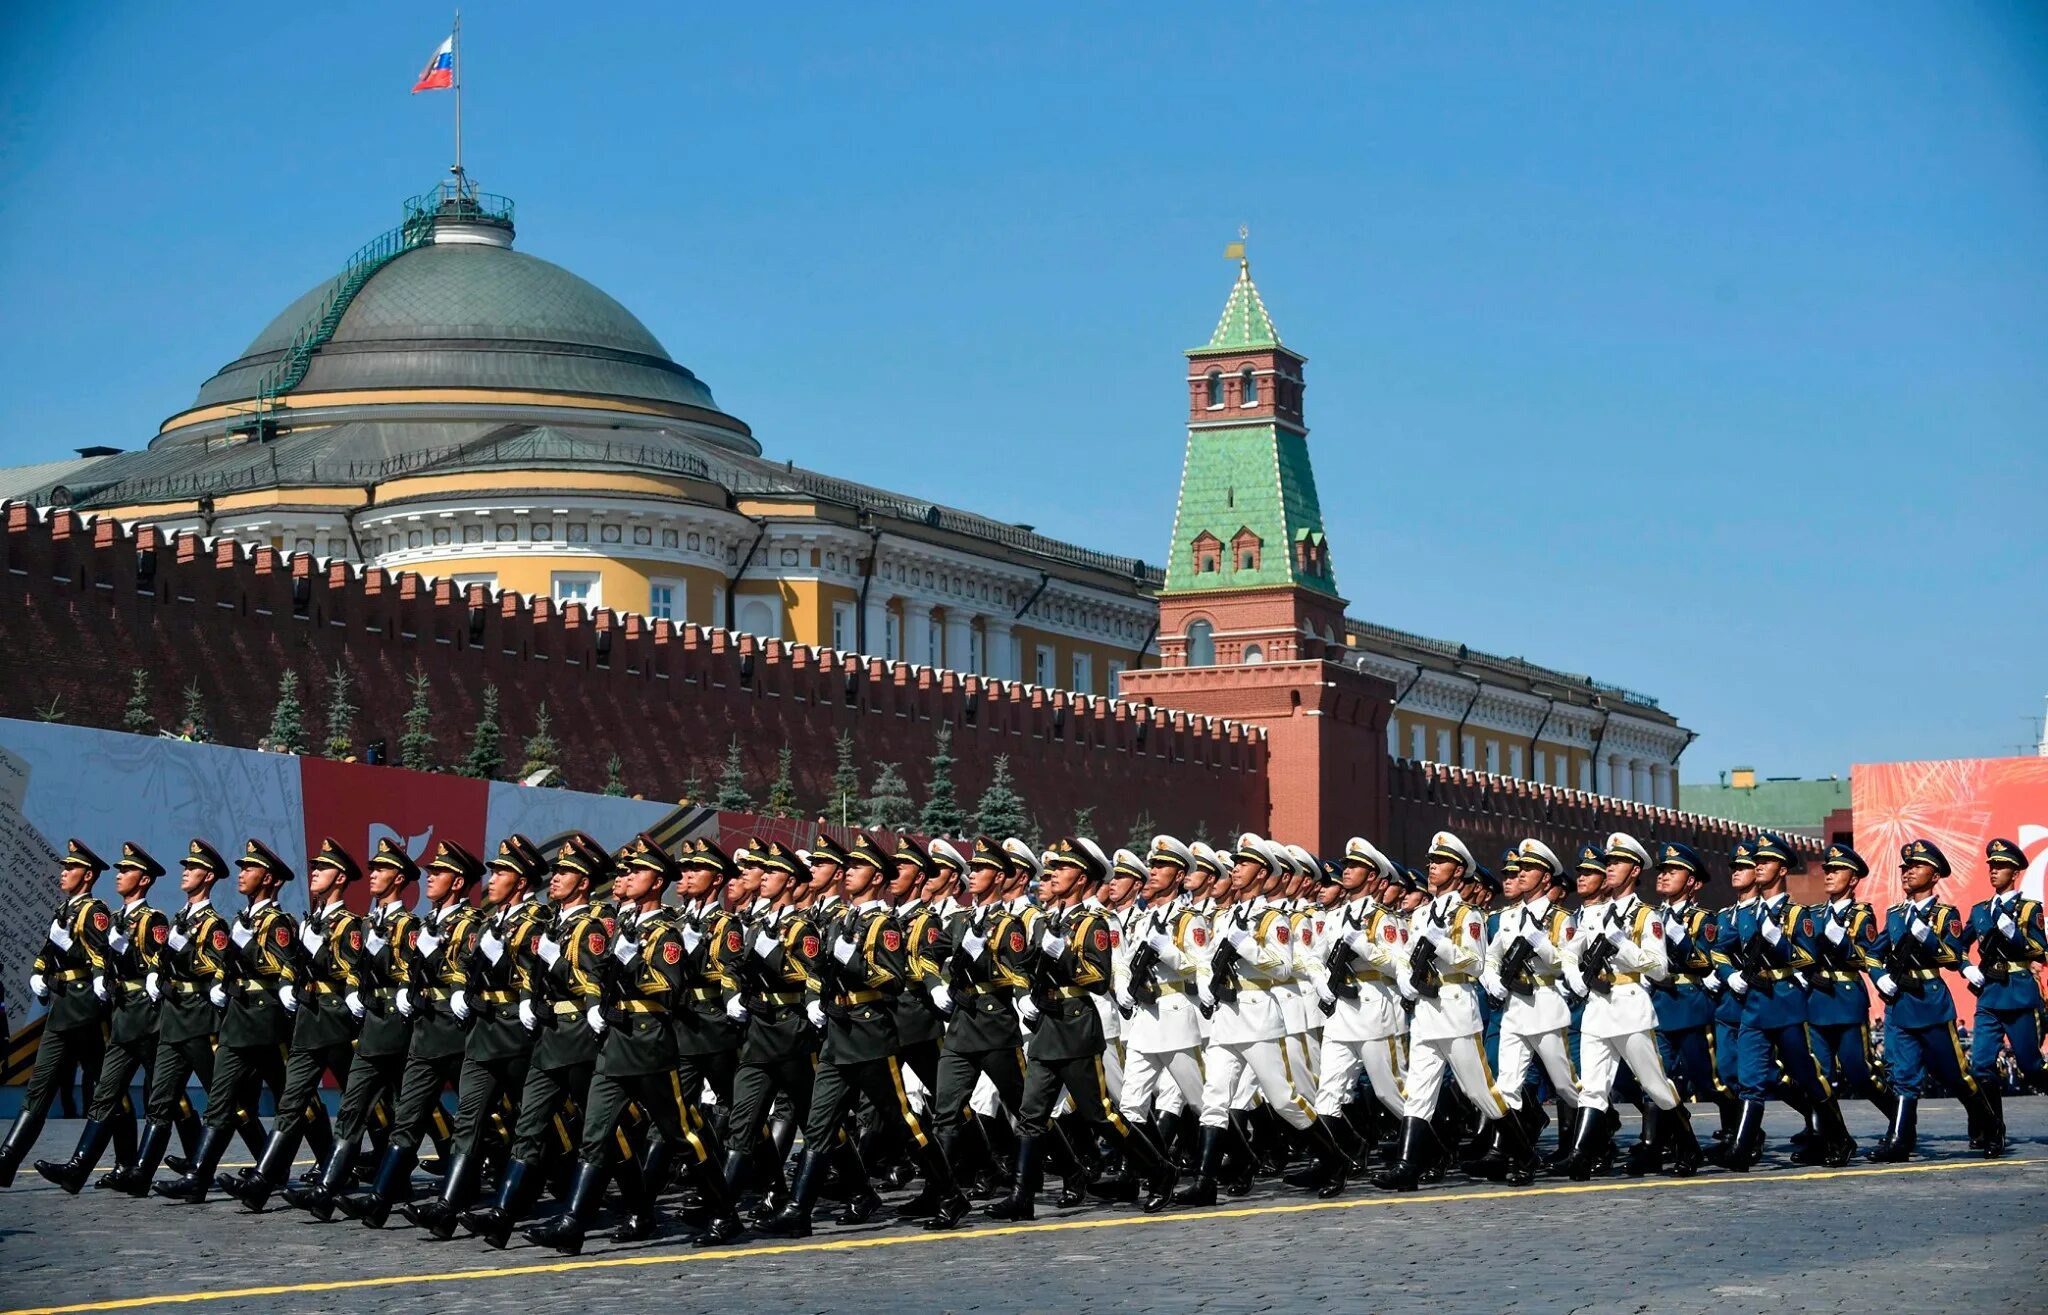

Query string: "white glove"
[726, 994, 749, 1022]
[1726, 971, 1748, 995]
[109, 930, 131, 955]
[1316, 986, 1337, 1010]
[1963, 964, 1986, 989]
[450, 989, 471, 1020]
[518, 999, 537, 1031]
[299, 923, 322, 953]
[345, 990, 365, 1019]
[1040, 930, 1066, 957]
[168, 928, 190, 952]
[479, 930, 506, 964]
[832, 936, 858, 965]
[1874, 974, 1899, 1001]
[1702, 973, 1724, 995]
[47, 919, 73, 951]
[230, 920, 253, 948]
[1480, 969, 1505, 1000]
[1347, 929, 1375, 959]
[92, 975, 109, 1002]
[1908, 916, 1933, 944]
[208, 983, 227, 1008]
[415, 930, 441, 956]
[1226, 928, 1255, 955]
[931, 981, 956, 1014]
[1997, 913, 2020, 939]
[806, 999, 825, 1029]
[279, 984, 298, 1012]
[1605, 922, 1630, 948]
[1791, 971, 1810, 990]
[585, 1004, 607, 1034]
[959, 930, 987, 960]
[1016, 995, 1042, 1026]
[1561, 966, 1586, 997]
[1146, 931, 1177, 957]
[145, 971, 162, 1002]
[1662, 920, 1684, 945]
[396, 988, 414, 1017]
[1109, 985, 1130, 1014]
[1761, 917, 1783, 946]
[365, 931, 387, 956]
[612, 936, 640, 966]
[1824, 919, 1846, 945]
[752, 930, 779, 960]
[1396, 977, 1420, 1003]
[1196, 986, 1216, 1012]
[681, 926, 704, 954]
[535, 935, 562, 967]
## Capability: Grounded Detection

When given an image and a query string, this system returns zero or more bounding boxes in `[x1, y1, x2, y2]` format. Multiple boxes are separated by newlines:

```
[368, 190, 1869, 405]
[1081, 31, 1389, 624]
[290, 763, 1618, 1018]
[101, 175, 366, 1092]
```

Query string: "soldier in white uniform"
[1473, 838, 1579, 1185]
[1281, 844, 1324, 1094]
[1108, 837, 1210, 1182]
[1373, 831, 1538, 1191]
[1304, 836, 1410, 1174]
[1559, 832, 1700, 1179]
[1177, 836, 1349, 1204]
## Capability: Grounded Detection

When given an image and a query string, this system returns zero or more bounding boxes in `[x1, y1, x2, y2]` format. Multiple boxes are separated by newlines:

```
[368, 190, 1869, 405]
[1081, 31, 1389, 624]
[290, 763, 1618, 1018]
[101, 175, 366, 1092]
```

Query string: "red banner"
[298, 758, 489, 911]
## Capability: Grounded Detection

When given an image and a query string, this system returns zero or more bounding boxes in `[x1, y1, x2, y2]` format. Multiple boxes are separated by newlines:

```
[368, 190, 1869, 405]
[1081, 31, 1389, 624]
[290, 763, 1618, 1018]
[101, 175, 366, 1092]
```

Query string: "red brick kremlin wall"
[0, 504, 1268, 846]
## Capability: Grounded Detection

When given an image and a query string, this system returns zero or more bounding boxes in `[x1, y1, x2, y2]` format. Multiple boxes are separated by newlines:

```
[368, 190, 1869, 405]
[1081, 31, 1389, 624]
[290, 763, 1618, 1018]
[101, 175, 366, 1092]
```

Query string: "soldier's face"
[759, 867, 791, 903]
[1040, 863, 1082, 903]
[809, 860, 841, 894]
[237, 863, 269, 898]
[680, 868, 716, 901]
[1653, 866, 1690, 900]
[1728, 865, 1755, 896]
[1144, 863, 1182, 902]
[1900, 861, 1939, 897]
[1425, 858, 1462, 893]
[58, 861, 93, 896]
[1601, 859, 1639, 897]
[180, 863, 213, 898]
[1575, 870, 1604, 900]
[616, 866, 657, 903]
[1400, 888, 1427, 913]
[1337, 862, 1371, 894]
[1988, 862, 2021, 894]
[922, 869, 957, 903]
[1752, 858, 1788, 893]
[482, 868, 518, 905]
[842, 862, 879, 900]
[114, 866, 149, 901]
[548, 867, 588, 904]
[369, 864, 405, 901]
[888, 862, 924, 900]
[1182, 866, 1213, 898]
[1104, 873, 1137, 906]
[1822, 867, 1858, 900]
[967, 863, 1002, 900]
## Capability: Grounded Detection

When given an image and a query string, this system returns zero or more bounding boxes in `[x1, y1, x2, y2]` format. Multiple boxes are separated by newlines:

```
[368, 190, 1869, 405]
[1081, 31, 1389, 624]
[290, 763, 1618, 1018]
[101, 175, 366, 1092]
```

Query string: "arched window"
[1206, 370, 1224, 408]
[1240, 367, 1258, 406]
[1242, 643, 1265, 664]
[1185, 620, 1215, 666]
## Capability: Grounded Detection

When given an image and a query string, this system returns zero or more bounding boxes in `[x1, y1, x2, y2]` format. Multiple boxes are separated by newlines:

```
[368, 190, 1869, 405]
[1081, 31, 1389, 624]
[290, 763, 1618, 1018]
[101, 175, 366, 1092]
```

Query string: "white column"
[943, 611, 975, 673]
[1654, 765, 1673, 809]
[1632, 759, 1650, 803]
[984, 618, 1012, 679]
[862, 596, 890, 660]
[902, 599, 934, 666]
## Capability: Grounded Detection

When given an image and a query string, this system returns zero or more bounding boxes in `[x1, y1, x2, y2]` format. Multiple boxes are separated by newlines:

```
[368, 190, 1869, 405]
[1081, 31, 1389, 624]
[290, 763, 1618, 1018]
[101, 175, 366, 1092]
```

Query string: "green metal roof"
[1162, 423, 1338, 596]
[1679, 778, 1850, 831]
[1192, 260, 1281, 353]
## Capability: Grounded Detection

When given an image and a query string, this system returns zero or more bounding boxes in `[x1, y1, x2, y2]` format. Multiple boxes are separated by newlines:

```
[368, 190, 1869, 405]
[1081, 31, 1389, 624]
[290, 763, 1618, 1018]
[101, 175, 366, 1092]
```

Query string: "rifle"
[1407, 930, 1440, 1001]
[1975, 916, 2017, 988]
[1206, 920, 1243, 1012]
[1496, 933, 1539, 998]
[1578, 932, 1618, 995]
[1125, 914, 1165, 1010]
[1321, 927, 1362, 1009]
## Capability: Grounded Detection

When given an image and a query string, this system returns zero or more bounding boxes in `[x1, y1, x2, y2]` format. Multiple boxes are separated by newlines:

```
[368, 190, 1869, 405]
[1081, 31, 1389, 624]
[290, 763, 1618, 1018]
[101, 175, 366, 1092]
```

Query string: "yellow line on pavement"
[3, 1158, 2028, 1315]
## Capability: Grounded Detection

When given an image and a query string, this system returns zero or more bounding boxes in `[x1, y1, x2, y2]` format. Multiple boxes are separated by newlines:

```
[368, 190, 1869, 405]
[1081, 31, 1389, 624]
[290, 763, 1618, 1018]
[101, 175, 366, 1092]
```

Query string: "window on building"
[1436, 728, 1452, 763]
[1240, 367, 1258, 406]
[551, 572, 599, 607]
[1578, 759, 1592, 791]
[832, 602, 854, 652]
[1461, 734, 1475, 769]
[1485, 741, 1500, 773]
[969, 627, 984, 675]
[1242, 643, 1264, 664]
[929, 615, 944, 667]
[884, 613, 901, 660]
[711, 586, 725, 628]
[648, 578, 683, 622]
[451, 572, 497, 596]
[1533, 749, 1547, 782]
[1071, 652, 1092, 692]
[1206, 369, 1224, 408]
[1192, 531, 1221, 574]
[1107, 658, 1124, 697]
[1387, 717, 1400, 755]
[1411, 723, 1426, 761]
[1509, 746, 1523, 778]
[1185, 620, 1215, 666]
[1035, 645, 1055, 686]
[738, 598, 779, 639]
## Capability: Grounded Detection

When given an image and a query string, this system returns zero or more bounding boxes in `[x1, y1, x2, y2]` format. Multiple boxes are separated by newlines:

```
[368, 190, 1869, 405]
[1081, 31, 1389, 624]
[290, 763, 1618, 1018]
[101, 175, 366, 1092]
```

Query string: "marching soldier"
[2, 840, 115, 1187]
[386, 837, 540, 1234]
[1704, 840, 1756, 1159]
[223, 837, 367, 1210]
[1476, 838, 1577, 1184]
[285, 838, 423, 1218]
[1112, 836, 1210, 1170]
[100, 840, 229, 1195]
[1305, 836, 1406, 1170]
[34, 843, 168, 1193]
[1803, 843, 1896, 1143]
[155, 839, 300, 1202]
[1647, 842, 1736, 1152]
[675, 840, 746, 1124]
[1961, 838, 2046, 1100]
[1866, 839, 2004, 1161]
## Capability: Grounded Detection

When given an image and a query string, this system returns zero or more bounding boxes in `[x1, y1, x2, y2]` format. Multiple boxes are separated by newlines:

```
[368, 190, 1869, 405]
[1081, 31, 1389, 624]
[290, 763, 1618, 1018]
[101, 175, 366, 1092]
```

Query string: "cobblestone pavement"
[2, 1102, 2043, 1314]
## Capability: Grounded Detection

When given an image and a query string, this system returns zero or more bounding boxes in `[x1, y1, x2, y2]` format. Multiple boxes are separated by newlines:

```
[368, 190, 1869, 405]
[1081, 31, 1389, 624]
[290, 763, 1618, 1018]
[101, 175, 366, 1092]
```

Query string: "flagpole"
[452, 9, 464, 193]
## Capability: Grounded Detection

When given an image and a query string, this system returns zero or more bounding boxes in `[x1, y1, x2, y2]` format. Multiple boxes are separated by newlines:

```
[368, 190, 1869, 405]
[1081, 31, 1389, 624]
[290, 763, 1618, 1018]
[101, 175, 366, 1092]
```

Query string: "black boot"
[983, 1133, 1043, 1221]
[524, 1162, 606, 1256]
[1865, 1096, 1916, 1162]
[757, 1147, 824, 1237]
[1490, 1111, 1541, 1187]
[611, 1142, 671, 1242]
[35, 1118, 115, 1195]
[461, 1158, 543, 1249]
[1118, 1120, 1178, 1213]
[1564, 1104, 1614, 1182]
[1467, 1111, 1515, 1182]
[830, 1137, 882, 1225]
[1723, 1100, 1767, 1172]
[1371, 1117, 1435, 1192]
[681, 1154, 746, 1246]
[1545, 1105, 1581, 1173]
[1173, 1126, 1223, 1207]
[220, 1128, 300, 1211]
[108, 1121, 175, 1197]
[343, 1145, 418, 1228]
[283, 1137, 360, 1219]
[1664, 1104, 1702, 1178]
[1222, 1111, 1259, 1195]
[1625, 1106, 1665, 1177]
[916, 1133, 972, 1231]
[1303, 1118, 1350, 1199]
[0, 1106, 50, 1188]
[1976, 1085, 2007, 1160]
[154, 1123, 233, 1201]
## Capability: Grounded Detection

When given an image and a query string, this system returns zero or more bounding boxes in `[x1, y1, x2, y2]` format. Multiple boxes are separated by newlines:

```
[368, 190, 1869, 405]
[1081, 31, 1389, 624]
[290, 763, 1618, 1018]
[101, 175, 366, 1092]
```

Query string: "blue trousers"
[1656, 1025, 1724, 1105]
[1736, 1021, 1829, 1104]
[1807, 1021, 1885, 1099]
[1884, 1017, 1976, 1100]
[1969, 1005, 2044, 1082]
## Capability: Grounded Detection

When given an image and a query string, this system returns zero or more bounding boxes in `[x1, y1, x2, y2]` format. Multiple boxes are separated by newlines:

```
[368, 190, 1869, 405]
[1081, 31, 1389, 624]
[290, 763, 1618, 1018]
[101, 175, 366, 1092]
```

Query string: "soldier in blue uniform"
[1647, 843, 1731, 1149]
[1865, 839, 2004, 1161]
[1803, 844, 1896, 1142]
[1960, 838, 2045, 1129]
[1713, 832, 1854, 1170]
[1481, 852, 1515, 1075]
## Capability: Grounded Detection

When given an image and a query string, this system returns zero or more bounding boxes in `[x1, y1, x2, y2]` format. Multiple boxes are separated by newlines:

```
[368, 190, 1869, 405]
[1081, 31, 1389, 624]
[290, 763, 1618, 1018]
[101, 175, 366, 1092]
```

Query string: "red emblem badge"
[1564, 925, 1576, 941]
[152, 923, 169, 944]
[1466, 921, 1481, 941]
[803, 934, 822, 958]
[211, 928, 229, 951]
[1301, 928, 1313, 947]
[603, 915, 618, 936]
[926, 926, 941, 945]
[1192, 927, 1208, 947]
[1276, 924, 1289, 944]
[883, 928, 902, 952]
[405, 929, 419, 950]
[1858, 920, 1876, 944]
[1649, 921, 1662, 940]
[274, 926, 291, 947]
[727, 929, 744, 954]
[348, 929, 363, 951]
[1704, 924, 1718, 943]
[587, 932, 605, 956]
[1109, 928, 1121, 948]
[93, 910, 110, 932]
[1009, 931, 1027, 953]
[663, 940, 682, 965]
[1382, 925, 1398, 943]
[1800, 917, 1815, 938]
[1093, 928, 1110, 951]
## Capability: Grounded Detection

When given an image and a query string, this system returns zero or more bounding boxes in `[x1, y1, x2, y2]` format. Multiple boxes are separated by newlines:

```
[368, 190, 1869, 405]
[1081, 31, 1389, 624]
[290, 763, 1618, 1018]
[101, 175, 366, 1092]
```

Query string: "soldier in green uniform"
[156, 839, 301, 1202]
[223, 837, 366, 1210]
[352, 839, 496, 1230]
[285, 837, 422, 1218]
[759, 833, 968, 1236]
[33, 843, 167, 1193]
[457, 833, 611, 1248]
[2, 839, 115, 1187]
[673, 839, 746, 1134]
[721, 838, 825, 1220]
[525, 834, 743, 1253]
[98, 840, 230, 1195]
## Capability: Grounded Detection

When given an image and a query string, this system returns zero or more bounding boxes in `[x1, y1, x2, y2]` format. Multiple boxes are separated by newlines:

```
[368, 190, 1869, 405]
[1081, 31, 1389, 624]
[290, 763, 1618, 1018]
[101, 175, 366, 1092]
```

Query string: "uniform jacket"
[405, 899, 483, 1060]
[106, 897, 170, 1045]
[1025, 899, 1116, 1063]
[1313, 897, 1407, 1043]
[1649, 900, 1718, 1032]
[220, 899, 299, 1048]
[35, 892, 114, 1034]
[942, 901, 1031, 1053]
[158, 899, 229, 1045]
[1202, 898, 1295, 1045]
[1118, 902, 1209, 1052]
[1961, 894, 2046, 1012]
[1722, 894, 1813, 1029]
[528, 902, 612, 1071]
[1871, 898, 1967, 1029]
[464, 896, 553, 1062]
[1566, 894, 1668, 1041]
[1488, 898, 1574, 1037]
[737, 904, 825, 1064]
[671, 901, 744, 1058]
[596, 905, 691, 1077]
[1804, 898, 1880, 1027]
[355, 899, 421, 1058]
[289, 900, 367, 1051]
[1408, 892, 1486, 1044]
[808, 901, 908, 1064]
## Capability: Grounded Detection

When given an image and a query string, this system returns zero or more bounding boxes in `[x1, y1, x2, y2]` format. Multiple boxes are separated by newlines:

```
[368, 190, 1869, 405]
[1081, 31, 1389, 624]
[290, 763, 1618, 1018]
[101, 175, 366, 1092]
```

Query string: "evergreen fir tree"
[322, 662, 356, 759]
[518, 703, 563, 787]
[864, 762, 915, 831]
[460, 684, 503, 780]
[1124, 810, 1158, 854]
[972, 754, 1028, 840]
[764, 746, 801, 818]
[267, 670, 309, 755]
[1070, 805, 1096, 841]
[829, 732, 862, 828]
[399, 666, 435, 771]
[681, 772, 707, 806]
[602, 754, 628, 797]
[918, 722, 968, 836]
[714, 737, 754, 811]
[177, 681, 210, 742]
[121, 669, 154, 735]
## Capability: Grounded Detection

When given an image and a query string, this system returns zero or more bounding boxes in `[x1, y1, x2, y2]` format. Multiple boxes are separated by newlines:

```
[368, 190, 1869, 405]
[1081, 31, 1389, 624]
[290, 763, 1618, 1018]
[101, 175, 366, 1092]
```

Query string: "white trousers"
[1288, 1031, 1321, 1091]
[1313, 1035, 1406, 1119]
[1117, 1046, 1205, 1124]
[1201, 1038, 1314, 1130]
[1496, 1027, 1580, 1111]
[1578, 1028, 1679, 1111]
[1403, 1033, 1505, 1121]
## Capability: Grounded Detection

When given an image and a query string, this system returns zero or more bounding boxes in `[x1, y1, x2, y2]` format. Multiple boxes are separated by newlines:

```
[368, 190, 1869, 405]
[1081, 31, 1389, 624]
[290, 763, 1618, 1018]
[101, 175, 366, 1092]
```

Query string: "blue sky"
[3, 3, 2044, 778]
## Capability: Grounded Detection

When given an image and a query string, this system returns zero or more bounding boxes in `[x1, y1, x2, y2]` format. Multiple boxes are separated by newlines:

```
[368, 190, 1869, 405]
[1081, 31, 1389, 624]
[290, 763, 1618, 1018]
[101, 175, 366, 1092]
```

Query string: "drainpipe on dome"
[855, 518, 882, 654]
[724, 514, 768, 632]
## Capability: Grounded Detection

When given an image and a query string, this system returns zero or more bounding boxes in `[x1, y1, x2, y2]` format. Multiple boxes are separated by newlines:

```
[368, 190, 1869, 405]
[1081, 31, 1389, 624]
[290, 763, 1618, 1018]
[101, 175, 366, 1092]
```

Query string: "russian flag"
[412, 36, 454, 93]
